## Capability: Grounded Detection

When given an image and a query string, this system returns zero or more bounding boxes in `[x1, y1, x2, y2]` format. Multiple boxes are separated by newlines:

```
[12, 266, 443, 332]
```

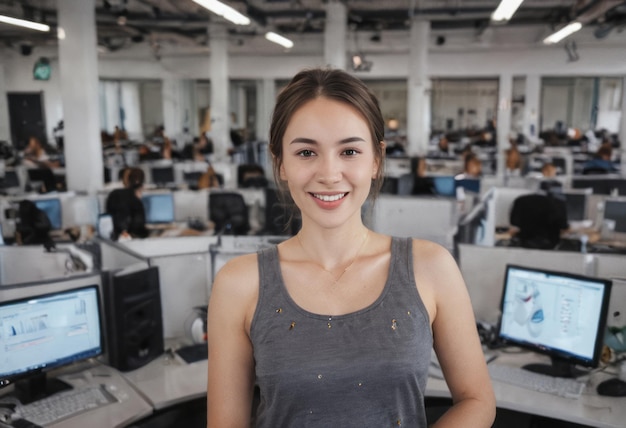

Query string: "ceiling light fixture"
[264, 31, 293, 49]
[192, 0, 250, 26]
[491, 0, 524, 22]
[543, 22, 583, 44]
[0, 15, 50, 32]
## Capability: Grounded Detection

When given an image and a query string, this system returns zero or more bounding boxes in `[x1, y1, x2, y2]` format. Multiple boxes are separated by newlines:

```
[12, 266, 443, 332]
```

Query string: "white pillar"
[324, 1, 347, 70]
[58, 0, 103, 193]
[256, 78, 275, 143]
[0, 65, 10, 142]
[497, 73, 513, 180]
[620, 77, 626, 176]
[209, 22, 229, 160]
[406, 19, 431, 157]
[523, 74, 541, 142]
[120, 81, 143, 141]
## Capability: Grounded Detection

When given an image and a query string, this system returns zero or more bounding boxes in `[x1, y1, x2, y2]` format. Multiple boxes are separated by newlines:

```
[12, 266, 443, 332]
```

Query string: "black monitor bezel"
[0, 284, 104, 384]
[497, 264, 612, 369]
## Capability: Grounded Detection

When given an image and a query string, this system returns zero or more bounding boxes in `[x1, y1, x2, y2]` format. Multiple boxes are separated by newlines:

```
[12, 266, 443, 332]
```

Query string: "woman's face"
[279, 97, 380, 230]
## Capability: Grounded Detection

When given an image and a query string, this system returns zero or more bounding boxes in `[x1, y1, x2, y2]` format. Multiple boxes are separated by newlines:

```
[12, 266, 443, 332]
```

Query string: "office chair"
[209, 192, 250, 236]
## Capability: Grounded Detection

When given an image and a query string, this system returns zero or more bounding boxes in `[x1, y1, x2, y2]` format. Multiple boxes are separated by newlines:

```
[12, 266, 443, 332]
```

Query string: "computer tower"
[102, 265, 164, 371]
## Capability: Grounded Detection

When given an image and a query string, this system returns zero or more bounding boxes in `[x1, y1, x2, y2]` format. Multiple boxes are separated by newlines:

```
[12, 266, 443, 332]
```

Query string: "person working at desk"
[15, 199, 54, 248]
[105, 167, 149, 241]
[21, 136, 61, 169]
[206, 68, 495, 427]
[508, 178, 569, 250]
[582, 142, 619, 174]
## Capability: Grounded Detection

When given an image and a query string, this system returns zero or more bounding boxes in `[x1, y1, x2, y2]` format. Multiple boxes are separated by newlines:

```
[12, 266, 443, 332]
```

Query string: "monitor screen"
[33, 198, 62, 230]
[456, 177, 481, 194]
[142, 193, 174, 224]
[603, 199, 626, 233]
[151, 166, 175, 186]
[563, 192, 588, 222]
[431, 176, 456, 197]
[1, 170, 19, 189]
[497, 264, 612, 378]
[0, 285, 103, 402]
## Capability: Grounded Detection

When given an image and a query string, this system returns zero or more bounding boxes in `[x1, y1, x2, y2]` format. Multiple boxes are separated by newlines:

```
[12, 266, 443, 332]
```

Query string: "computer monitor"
[456, 177, 481, 194]
[431, 175, 457, 197]
[497, 264, 612, 378]
[0, 169, 19, 190]
[150, 165, 175, 187]
[33, 197, 62, 230]
[0, 285, 103, 404]
[563, 191, 589, 222]
[141, 193, 175, 224]
[603, 199, 626, 234]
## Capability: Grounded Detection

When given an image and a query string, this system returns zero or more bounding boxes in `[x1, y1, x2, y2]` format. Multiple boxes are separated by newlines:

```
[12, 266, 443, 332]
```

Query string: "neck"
[297, 225, 370, 272]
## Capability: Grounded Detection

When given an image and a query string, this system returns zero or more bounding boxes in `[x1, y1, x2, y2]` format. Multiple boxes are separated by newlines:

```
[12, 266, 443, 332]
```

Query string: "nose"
[316, 154, 342, 184]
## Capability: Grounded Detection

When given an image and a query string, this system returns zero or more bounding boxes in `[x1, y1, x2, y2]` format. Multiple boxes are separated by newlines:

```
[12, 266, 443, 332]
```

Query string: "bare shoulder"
[411, 238, 458, 273]
[210, 253, 260, 327]
[213, 252, 260, 297]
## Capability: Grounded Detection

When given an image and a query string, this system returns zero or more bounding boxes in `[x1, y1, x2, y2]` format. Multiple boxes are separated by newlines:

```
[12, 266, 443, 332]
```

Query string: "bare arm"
[207, 254, 258, 428]
[413, 240, 496, 428]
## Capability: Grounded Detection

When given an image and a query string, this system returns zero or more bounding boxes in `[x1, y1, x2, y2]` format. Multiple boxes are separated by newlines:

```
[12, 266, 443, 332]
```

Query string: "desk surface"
[0, 362, 153, 428]
[427, 349, 626, 428]
[2, 346, 623, 428]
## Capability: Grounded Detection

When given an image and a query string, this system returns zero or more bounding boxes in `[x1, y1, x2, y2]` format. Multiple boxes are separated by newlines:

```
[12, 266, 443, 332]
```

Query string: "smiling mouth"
[311, 193, 347, 202]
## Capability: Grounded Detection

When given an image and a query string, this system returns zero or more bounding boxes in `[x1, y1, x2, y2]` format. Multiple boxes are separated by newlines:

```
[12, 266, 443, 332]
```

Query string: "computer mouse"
[596, 378, 626, 397]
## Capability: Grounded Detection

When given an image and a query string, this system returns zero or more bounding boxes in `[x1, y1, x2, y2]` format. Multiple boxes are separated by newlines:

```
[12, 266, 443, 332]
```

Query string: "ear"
[279, 161, 287, 181]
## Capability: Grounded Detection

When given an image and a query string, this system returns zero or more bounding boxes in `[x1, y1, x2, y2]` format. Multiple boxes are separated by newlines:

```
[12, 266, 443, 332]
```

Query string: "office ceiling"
[1, 0, 626, 59]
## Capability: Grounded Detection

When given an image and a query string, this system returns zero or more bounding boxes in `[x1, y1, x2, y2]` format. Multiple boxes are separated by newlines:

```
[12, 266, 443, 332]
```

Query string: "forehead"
[286, 97, 369, 134]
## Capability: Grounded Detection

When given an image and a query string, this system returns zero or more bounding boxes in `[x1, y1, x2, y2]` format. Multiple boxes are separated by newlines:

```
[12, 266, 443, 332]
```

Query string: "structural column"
[620, 77, 626, 175]
[209, 21, 229, 160]
[324, 1, 347, 70]
[58, 0, 102, 193]
[0, 65, 10, 142]
[523, 74, 541, 142]
[406, 18, 431, 157]
[496, 73, 513, 180]
[256, 78, 275, 143]
[162, 78, 194, 142]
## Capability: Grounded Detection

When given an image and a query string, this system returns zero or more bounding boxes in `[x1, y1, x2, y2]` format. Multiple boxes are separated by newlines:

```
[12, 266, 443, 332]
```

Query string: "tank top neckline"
[270, 236, 402, 321]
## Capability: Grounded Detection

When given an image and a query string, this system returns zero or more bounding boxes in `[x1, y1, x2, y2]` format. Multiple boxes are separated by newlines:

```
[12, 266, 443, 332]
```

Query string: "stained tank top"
[250, 237, 433, 427]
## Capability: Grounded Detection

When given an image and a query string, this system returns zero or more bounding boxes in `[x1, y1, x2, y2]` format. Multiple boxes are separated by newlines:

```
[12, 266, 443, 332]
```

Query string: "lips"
[311, 193, 347, 202]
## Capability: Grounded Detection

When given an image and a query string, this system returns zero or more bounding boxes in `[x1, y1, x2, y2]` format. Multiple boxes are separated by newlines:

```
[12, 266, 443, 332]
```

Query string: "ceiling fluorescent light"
[193, 0, 250, 26]
[491, 0, 524, 22]
[0, 15, 50, 32]
[543, 22, 583, 45]
[265, 31, 294, 49]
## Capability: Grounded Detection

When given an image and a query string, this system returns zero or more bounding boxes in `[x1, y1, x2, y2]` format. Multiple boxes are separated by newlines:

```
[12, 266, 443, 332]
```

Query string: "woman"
[207, 68, 495, 427]
[105, 167, 149, 240]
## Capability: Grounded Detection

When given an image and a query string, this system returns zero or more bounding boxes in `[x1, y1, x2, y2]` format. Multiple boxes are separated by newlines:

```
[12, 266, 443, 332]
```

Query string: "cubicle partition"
[367, 195, 459, 252]
[457, 243, 596, 324]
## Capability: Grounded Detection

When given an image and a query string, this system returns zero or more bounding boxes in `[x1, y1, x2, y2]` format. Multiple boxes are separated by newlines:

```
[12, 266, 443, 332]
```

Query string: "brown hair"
[125, 167, 145, 191]
[269, 68, 386, 210]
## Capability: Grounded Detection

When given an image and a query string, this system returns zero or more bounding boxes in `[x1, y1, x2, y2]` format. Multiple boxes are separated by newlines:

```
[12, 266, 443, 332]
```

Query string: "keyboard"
[16, 385, 115, 426]
[488, 363, 585, 399]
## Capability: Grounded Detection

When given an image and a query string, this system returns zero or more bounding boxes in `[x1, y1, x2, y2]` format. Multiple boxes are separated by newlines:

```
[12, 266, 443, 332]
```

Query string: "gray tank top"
[250, 237, 432, 427]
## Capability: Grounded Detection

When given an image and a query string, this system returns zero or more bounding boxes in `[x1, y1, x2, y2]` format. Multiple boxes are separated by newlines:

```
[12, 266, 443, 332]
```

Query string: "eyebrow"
[289, 136, 367, 145]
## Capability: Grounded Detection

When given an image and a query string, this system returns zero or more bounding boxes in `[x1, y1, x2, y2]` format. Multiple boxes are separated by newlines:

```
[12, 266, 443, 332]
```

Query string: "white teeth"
[313, 193, 346, 202]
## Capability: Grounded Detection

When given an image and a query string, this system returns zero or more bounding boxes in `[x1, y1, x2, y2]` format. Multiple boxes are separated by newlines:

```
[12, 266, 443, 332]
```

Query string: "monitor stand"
[523, 356, 586, 379]
[15, 373, 73, 405]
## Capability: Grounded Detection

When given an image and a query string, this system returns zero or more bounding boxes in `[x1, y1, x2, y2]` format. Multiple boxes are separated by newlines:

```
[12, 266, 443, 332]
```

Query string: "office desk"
[0, 363, 153, 428]
[426, 350, 625, 428]
[123, 345, 208, 411]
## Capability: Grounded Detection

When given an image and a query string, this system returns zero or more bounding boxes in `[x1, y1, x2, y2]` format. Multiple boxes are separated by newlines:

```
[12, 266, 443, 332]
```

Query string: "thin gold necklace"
[296, 230, 370, 286]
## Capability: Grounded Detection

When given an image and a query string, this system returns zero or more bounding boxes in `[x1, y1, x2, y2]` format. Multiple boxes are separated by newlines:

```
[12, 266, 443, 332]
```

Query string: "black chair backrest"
[209, 192, 250, 236]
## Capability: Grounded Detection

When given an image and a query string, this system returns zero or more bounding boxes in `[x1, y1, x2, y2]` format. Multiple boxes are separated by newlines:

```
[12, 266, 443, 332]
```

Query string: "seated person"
[15, 200, 53, 248]
[198, 164, 222, 190]
[582, 143, 619, 174]
[22, 136, 61, 169]
[105, 167, 149, 241]
[411, 157, 435, 195]
[455, 152, 482, 180]
[508, 181, 569, 250]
